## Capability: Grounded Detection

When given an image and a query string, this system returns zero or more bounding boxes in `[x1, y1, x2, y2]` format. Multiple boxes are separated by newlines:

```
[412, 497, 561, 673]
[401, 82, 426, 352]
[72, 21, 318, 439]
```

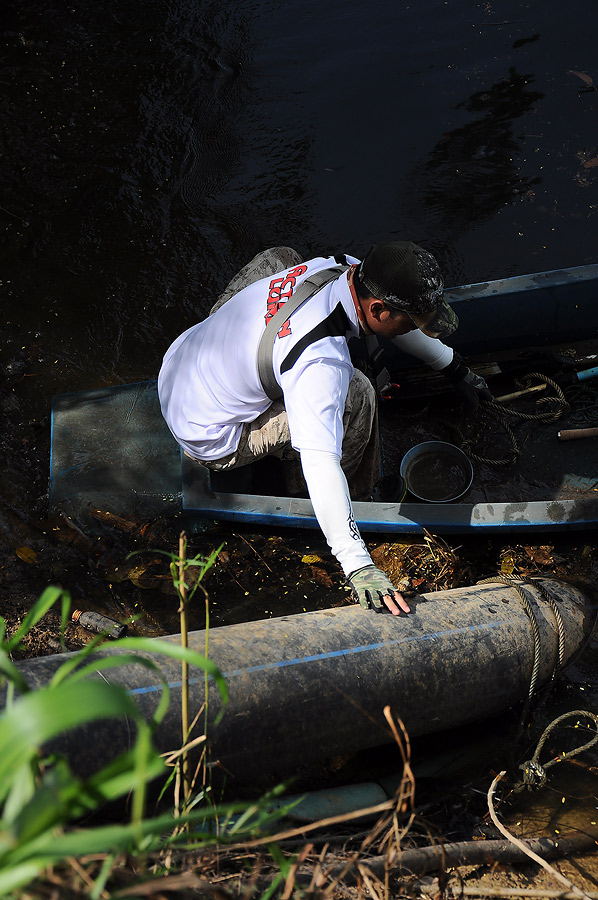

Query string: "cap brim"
[409, 299, 459, 340]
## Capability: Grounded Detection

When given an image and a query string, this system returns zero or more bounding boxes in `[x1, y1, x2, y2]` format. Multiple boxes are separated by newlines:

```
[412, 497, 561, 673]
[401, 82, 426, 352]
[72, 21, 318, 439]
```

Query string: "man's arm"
[389, 332, 492, 410]
[389, 329, 453, 369]
[299, 448, 410, 615]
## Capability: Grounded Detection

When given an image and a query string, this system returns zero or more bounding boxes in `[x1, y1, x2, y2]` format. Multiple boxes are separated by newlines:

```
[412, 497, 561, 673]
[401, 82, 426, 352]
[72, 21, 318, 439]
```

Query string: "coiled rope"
[565, 381, 598, 426]
[448, 373, 570, 467]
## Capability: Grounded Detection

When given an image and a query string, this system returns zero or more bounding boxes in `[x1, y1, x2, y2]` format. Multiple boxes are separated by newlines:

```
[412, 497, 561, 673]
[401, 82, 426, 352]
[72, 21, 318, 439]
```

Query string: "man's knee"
[346, 369, 377, 417]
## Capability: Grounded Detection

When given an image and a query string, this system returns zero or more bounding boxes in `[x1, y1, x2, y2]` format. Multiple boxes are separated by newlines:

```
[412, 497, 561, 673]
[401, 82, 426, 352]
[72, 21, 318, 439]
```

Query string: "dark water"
[1, 0, 597, 593]
[406, 453, 468, 502]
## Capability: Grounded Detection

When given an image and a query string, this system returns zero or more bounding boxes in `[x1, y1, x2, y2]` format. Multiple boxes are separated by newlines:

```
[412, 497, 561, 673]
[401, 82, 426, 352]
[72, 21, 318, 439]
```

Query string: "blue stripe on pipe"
[126, 619, 507, 697]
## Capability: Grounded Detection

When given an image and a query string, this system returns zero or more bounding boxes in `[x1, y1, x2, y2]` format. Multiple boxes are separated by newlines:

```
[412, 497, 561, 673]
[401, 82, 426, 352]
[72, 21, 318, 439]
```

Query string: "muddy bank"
[3, 497, 597, 655]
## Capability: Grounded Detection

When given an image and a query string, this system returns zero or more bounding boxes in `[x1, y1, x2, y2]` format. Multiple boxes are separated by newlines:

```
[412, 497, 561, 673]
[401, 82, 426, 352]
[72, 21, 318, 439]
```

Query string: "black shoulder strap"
[257, 265, 348, 400]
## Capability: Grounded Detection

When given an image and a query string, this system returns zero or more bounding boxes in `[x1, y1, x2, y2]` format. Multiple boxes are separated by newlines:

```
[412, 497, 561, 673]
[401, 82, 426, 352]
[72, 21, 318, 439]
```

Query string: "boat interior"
[208, 339, 598, 507]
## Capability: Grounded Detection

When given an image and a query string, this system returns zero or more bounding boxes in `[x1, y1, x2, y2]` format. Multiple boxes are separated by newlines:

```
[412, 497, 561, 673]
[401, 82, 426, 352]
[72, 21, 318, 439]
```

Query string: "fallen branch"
[419, 886, 598, 899]
[320, 830, 598, 884]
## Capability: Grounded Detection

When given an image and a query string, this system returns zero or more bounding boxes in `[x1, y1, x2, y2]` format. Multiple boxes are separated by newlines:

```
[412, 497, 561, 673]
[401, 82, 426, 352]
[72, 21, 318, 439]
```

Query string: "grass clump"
[0, 541, 292, 899]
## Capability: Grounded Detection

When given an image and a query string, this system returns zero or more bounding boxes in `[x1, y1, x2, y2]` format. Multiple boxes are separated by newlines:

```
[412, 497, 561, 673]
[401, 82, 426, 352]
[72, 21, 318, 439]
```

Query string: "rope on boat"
[447, 373, 570, 467]
[500, 373, 571, 422]
[565, 381, 598, 426]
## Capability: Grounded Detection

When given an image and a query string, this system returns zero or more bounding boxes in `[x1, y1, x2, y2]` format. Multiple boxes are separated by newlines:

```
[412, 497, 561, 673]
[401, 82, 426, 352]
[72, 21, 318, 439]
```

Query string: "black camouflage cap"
[359, 241, 458, 339]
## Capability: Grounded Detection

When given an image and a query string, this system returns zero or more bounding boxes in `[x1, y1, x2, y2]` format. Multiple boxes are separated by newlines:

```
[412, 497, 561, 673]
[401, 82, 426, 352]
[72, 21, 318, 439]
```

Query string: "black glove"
[443, 354, 493, 412]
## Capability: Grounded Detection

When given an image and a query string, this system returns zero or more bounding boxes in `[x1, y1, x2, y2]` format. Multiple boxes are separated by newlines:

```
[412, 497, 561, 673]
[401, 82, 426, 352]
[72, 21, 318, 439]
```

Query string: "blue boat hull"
[50, 264, 598, 533]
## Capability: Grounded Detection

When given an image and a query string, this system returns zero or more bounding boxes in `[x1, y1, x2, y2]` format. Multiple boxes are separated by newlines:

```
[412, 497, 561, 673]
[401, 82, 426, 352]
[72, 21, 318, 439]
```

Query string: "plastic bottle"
[71, 610, 127, 640]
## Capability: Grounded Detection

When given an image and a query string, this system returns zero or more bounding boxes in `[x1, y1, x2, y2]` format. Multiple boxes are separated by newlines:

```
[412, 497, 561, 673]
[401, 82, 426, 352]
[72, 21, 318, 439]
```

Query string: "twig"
[474, 19, 524, 26]
[232, 799, 395, 848]
[111, 872, 225, 897]
[423, 528, 459, 564]
[202, 581, 210, 790]
[383, 707, 415, 814]
[357, 862, 384, 900]
[320, 830, 598, 886]
[67, 856, 109, 898]
[487, 772, 593, 900]
[359, 710, 416, 865]
[233, 532, 274, 574]
[420, 887, 598, 899]
[496, 384, 547, 403]
[309, 842, 330, 893]
[320, 851, 361, 898]
[221, 562, 251, 595]
[423, 535, 440, 565]
[161, 734, 206, 766]
[281, 843, 313, 900]
[0, 203, 28, 223]
[276, 829, 371, 849]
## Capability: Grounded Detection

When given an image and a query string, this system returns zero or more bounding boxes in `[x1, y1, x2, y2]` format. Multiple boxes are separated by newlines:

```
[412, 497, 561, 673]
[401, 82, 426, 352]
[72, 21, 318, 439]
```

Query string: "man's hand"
[443, 354, 493, 412]
[347, 565, 411, 615]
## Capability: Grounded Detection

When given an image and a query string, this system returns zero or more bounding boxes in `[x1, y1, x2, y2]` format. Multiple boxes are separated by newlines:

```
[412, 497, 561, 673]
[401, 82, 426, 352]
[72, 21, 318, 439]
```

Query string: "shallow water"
[403, 449, 472, 501]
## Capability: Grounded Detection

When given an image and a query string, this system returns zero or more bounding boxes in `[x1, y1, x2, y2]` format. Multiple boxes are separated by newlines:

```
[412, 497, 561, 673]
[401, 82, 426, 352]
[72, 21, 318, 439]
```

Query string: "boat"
[50, 262, 598, 534]
[8, 577, 595, 784]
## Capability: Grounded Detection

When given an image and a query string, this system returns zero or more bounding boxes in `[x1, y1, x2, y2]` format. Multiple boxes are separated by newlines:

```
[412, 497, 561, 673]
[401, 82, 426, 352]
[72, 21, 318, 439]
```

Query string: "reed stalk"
[176, 531, 191, 806]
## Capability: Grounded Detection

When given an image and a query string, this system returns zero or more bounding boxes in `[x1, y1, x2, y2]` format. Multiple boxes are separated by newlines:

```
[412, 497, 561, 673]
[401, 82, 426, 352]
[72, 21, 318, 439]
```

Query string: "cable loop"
[515, 710, 598, 792]
[518, 759, 547, 789]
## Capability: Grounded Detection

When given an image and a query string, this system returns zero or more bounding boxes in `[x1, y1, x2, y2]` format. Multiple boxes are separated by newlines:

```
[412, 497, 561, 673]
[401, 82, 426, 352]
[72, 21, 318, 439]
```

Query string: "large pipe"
[9, 578, 596, 785]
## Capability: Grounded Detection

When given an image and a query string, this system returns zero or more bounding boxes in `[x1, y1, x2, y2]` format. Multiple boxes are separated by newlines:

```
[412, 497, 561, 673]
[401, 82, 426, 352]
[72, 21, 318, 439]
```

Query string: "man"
[158, 241, 491, 616]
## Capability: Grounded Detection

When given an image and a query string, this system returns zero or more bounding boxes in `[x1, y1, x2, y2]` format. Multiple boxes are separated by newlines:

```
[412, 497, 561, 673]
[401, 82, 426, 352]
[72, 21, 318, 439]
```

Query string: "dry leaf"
[15, 545, 37, 564]
[127, 560, 171, 588]
[569, 69, 594, 86]
[308, 566, 334, 589]
[500, 554, 515, 575]
[302, 553, 323, 564]
[525, 546, 553, 565]
[90, 509, 140, 533]
[583, 158, 598, 168]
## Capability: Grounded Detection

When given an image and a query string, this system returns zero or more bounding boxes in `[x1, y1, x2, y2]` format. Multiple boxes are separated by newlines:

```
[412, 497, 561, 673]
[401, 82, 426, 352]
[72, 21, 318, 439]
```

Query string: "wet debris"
[370, 530, 467, 594]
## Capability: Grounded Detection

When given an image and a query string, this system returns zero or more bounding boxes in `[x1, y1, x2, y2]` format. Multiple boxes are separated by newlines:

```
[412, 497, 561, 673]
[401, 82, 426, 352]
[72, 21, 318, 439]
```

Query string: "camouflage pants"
[201, 248, 380, 500]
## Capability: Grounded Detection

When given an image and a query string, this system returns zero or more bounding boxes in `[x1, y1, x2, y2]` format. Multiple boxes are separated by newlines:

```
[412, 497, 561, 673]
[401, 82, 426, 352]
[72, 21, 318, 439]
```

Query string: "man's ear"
[367, 299, 387, 321]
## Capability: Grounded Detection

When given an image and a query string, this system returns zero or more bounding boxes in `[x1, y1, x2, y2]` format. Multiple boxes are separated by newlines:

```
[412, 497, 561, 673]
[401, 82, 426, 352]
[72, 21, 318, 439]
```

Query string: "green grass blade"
[81, 746, 166, 808]
[51, 654, 171, 727]
[2, 760, 36, 827]
[49, 638, 227, 712]
[48, 630, 129, 684]
[8, 810, 192, 863]
[113, 637, 229, 709]
[0, 651, 30, 694]
[0, 860, 45, 896]
[0, 680, 141, 786]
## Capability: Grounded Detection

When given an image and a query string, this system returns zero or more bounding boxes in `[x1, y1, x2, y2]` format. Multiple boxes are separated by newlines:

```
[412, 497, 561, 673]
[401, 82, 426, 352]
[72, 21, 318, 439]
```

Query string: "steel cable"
[516, 709, 598, 791]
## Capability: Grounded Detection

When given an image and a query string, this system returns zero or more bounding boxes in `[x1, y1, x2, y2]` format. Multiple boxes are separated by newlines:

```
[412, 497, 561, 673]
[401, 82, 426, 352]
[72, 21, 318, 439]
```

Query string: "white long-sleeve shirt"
[159, 255, 454, 575]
